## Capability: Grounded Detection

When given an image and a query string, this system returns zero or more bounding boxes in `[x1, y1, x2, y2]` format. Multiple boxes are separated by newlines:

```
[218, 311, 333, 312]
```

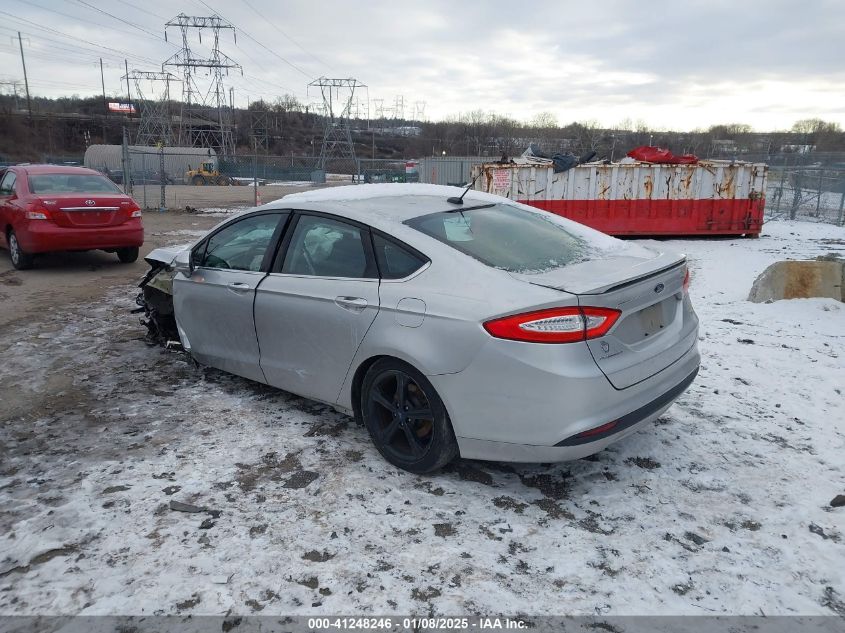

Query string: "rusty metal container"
[471, 160, 768, 236]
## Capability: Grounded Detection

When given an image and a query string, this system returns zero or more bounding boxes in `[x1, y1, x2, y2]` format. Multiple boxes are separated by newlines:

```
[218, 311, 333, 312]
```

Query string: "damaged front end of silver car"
[132, 246, 185, 348]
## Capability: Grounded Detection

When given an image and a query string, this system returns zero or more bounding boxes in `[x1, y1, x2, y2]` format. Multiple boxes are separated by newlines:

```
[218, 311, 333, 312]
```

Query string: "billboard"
[108, 102, 136, 114]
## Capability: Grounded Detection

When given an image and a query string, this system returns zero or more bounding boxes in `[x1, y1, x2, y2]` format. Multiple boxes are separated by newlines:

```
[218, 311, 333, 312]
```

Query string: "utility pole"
[17, 32, 32, 119]
[100, 58, 107, 143]
[100, 59, 107, 106]
[228, 86, 235, 146]
[124, 59, 131, 107]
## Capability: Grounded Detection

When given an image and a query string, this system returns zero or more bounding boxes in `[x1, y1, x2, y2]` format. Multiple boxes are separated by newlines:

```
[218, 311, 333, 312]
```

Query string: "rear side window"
[405, 203, 586, 274]
[201, 213, 284, 272]
[29, 173, 122, 194]
[0, 171, 17, 195]
[282, 215, 375, 278]
[372, 234, 427, 279]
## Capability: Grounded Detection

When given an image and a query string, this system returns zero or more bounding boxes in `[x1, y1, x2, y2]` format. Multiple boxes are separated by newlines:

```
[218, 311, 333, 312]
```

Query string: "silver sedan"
[141, 184, 700, 473]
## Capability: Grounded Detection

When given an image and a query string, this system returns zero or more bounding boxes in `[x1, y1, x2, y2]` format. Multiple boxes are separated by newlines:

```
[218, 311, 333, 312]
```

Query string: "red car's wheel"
[8, 229, 34, 270]
[116, 247, 139, 263]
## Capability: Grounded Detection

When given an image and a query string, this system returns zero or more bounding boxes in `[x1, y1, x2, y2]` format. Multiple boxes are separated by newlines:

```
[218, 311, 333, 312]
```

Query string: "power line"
[0, 46, 102, 69]
[196, 0, 313, 79]
[111, 0, 169, 22]
[0, 34, 141, 73]
[70, 0, 169, 41]
[14, 0, 173, 48]
[0, 10, 160, 65]
[241, 0, 332, 72]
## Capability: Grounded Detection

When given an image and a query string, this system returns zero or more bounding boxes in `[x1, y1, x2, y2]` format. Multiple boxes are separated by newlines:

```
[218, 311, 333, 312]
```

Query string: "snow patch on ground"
[0, 220, 843, 616]
[145, 229, 209, 239]
[195, 207, 251, 217]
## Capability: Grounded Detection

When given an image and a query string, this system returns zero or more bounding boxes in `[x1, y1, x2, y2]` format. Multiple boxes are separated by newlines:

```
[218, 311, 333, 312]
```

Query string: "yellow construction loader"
[185, 161, 232, 186]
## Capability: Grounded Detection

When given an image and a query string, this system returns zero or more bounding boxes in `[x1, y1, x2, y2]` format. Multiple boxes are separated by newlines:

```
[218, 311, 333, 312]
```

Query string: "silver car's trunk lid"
[512, 251, 698, 390]
[509, 251, 684, 295]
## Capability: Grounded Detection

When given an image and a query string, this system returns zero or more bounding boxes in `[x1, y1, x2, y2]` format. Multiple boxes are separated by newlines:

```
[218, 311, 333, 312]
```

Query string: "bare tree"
[528, 111, 558, 130]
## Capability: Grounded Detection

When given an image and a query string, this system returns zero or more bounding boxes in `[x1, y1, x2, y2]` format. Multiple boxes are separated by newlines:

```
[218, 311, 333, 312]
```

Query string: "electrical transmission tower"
[414, 100, 426, 122]
[393, 95, 405, 121]
[163, 14, 242, 157]
[372, 98, 384, 121]
[249, 101, 270, 154]
[0, 80, 23, 111]
[124, 70, 179, 146]
[308, 77, 366, 174]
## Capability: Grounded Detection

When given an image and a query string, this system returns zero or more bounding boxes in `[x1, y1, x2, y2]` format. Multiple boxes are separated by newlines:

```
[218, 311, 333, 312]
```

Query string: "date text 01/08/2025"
[307, 617, 529, 630]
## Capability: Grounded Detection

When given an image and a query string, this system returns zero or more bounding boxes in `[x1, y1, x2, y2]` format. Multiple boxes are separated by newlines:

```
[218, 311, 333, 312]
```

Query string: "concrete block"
[748, 260, 844, 303]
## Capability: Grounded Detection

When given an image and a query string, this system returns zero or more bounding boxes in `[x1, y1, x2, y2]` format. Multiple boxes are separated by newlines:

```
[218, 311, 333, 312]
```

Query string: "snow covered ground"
[0, 220, 843, 617]
[196, 206, 250, 217]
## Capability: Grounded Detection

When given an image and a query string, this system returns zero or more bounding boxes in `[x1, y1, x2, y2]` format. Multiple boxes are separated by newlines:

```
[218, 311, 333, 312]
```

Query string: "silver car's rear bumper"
[428, 336, 700, 463]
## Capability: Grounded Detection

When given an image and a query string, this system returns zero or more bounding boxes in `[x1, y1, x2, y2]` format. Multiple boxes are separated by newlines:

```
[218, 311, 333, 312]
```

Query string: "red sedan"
[0, 164, 144, 270]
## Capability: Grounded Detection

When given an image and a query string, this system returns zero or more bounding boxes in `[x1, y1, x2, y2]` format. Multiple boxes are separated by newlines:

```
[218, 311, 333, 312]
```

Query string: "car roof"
[12, 164, 103, 176]
[265, 183, 507, 230]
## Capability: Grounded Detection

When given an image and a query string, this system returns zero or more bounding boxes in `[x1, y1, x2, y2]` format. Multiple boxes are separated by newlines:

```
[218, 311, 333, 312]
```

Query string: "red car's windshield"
[28, 173, 122, 194]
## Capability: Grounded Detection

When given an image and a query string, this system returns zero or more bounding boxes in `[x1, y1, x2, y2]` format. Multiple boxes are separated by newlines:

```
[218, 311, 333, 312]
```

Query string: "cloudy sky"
[0, 0, 842, 131]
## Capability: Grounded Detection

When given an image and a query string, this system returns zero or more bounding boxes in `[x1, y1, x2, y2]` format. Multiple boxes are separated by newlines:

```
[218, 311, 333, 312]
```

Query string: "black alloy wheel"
[361, 359, 458, 474]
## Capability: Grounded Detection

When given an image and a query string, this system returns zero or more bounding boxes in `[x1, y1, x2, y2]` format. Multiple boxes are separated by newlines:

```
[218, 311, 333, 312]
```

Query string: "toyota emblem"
[654, 282, 665, 294]
[84, 199, 96, 206]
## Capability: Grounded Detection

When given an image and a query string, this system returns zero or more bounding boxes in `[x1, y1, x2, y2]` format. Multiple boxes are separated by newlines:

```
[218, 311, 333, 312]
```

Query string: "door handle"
[227, 282, 252, 294]
[335, 296, 368, 312]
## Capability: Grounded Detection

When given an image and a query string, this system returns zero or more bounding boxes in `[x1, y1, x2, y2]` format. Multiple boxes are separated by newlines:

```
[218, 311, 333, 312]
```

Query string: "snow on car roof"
[277, 183, 653, 257]
[282, 183, 500, 205]
[270, 184, 501, 235]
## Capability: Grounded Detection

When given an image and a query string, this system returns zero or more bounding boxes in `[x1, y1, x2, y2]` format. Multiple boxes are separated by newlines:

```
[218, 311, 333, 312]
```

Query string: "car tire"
[8, 229, 34, 270]
[191, 175, 205, 186]
[116, 247, 139, 263]
[361, 358, 459, 474]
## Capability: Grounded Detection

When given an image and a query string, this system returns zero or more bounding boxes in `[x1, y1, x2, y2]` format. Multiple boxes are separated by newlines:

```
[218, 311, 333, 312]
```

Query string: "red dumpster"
[471, 159, 768, 237]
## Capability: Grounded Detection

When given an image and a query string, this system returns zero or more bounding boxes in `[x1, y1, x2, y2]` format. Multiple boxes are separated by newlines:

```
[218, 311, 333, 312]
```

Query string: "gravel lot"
[1, 217, 843, 616]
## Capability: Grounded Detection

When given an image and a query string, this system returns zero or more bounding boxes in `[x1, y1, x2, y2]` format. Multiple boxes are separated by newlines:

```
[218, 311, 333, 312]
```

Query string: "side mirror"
[173, 249, 193, 277]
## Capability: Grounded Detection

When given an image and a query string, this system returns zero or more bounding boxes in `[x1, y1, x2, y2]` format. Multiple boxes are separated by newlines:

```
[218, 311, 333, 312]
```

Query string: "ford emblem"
[654, 283, 665, 294]
[85, 199, 96, 206]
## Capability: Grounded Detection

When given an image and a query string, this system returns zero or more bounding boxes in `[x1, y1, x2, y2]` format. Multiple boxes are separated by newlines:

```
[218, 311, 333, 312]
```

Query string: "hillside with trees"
[1, 92, 843, 164]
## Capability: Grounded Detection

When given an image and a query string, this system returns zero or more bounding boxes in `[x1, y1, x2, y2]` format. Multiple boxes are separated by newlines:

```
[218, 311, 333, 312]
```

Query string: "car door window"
[282, 215, 374, 278]
[200, 213, 284, 272]
[191, 239, 208, 269]
[372, 233, 428, 279]
[0, 171, 16, 196]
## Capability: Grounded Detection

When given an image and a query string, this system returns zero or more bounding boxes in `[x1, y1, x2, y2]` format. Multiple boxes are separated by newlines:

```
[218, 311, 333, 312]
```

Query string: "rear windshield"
[404, 203, 586, 273]
[28, 174, 122, 194]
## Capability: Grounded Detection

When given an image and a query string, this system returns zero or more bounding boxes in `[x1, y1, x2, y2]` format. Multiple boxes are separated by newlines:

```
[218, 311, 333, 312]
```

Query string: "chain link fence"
[96, 149, 419, 210]
[765, 166, 845, 225]
[80, 143, 845, 223]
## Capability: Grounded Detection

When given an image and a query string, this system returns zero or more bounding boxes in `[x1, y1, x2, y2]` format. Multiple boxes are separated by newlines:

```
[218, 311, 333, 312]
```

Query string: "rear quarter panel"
[336, 250, 576, 409]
